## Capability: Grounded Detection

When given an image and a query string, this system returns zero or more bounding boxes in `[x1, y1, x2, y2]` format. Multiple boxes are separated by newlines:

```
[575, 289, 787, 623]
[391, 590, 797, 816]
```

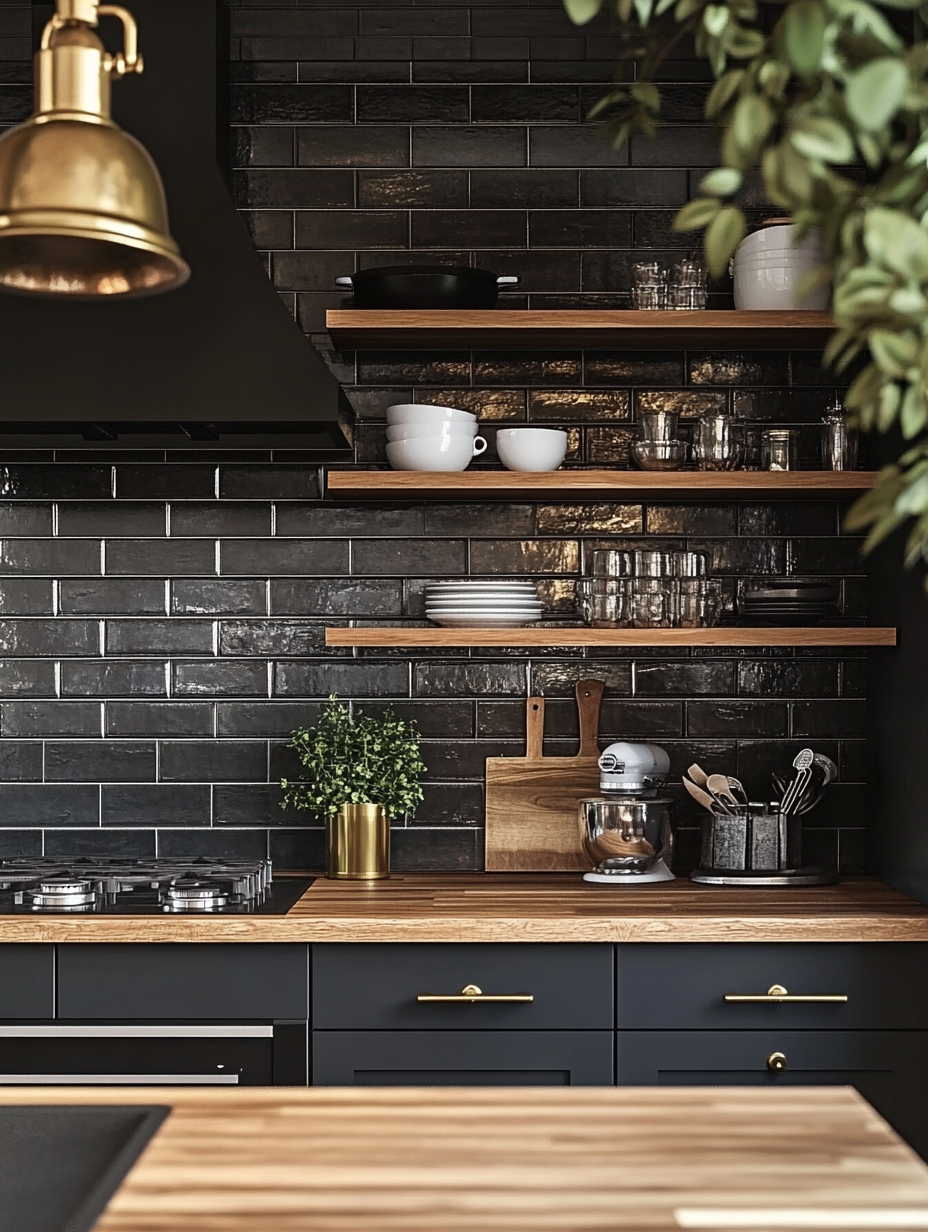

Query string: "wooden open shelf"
[326, 309, 835, 351]
[327, 469, 877, 501]
[326, 627, 896, 649]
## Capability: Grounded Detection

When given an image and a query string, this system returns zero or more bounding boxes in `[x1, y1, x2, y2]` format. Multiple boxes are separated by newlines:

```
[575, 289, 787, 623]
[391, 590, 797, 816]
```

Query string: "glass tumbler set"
[631, 260, 708, 311]
[576, 549, 721, 629]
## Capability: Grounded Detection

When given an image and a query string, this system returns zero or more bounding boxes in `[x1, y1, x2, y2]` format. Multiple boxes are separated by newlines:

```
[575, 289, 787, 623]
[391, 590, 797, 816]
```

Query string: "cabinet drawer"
[0, 946, 53, 1019]
[618, 942, 928, 1030]
[57, 945, 308, 1020]
[313, 1030, 614, 1086]
[617, 1028, 928, 1159]
[312, 944, 613, 1030]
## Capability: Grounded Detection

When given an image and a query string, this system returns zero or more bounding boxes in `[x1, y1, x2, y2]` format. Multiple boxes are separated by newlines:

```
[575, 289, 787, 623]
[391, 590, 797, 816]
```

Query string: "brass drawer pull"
[725, 984, 848, 1004]
[767, 1051, 787, 1072]
[417, 984, 534, 1004]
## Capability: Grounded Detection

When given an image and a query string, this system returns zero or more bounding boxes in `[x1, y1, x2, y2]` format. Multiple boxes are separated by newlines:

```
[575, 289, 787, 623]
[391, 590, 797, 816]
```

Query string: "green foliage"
[280, 695, 426, 820]
[563, 0, 928, 585]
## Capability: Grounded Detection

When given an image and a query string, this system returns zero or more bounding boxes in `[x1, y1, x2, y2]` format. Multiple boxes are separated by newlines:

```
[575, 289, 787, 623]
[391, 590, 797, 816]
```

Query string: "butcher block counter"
[5, 1085, 928, 1232]
[0, 873, 925, 942]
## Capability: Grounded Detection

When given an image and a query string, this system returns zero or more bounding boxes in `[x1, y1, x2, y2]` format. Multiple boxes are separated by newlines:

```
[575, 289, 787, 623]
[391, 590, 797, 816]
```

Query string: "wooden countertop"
[0, 874, 925, 943]
[4, 1085, 928, 1231]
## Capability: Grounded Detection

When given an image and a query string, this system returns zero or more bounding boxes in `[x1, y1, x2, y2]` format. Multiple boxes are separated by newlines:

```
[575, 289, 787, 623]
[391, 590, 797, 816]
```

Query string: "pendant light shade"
[0, 0, 188, 298]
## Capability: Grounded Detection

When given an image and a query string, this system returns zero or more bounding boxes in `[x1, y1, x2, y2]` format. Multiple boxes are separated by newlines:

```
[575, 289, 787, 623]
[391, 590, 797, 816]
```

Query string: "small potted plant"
[280, 694, 426, 880]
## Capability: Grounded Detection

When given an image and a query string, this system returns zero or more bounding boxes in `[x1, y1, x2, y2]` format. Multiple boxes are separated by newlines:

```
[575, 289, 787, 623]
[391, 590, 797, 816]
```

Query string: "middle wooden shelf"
[325, 627, 896, 648]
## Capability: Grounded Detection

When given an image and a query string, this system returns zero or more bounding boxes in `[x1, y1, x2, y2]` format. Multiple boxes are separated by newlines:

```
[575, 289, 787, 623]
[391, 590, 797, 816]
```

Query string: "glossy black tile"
[411, 210, 527, 249]
[0, 540, 101, 576]
[687, 700, 789, 737]
[173, 660, 269, 697]
[215, 784, 291, 825]
[230, 84, 353, 124]
[472, 84, 580, 122]
[391, 826, 479, 871]
[57, 502, 165, 537]
[105, 702, 213, 738]
[104, 540, 216, 576]
[0, 619, 98, 657]
[645, 505, 737, 535]
[357, 85, 469, 123]
[45, 741, 156, 783]
[425, 503, 536, 537]
[0, 742, 43, 782]
[0, 660, 56, 697]
[637, 661, 736, 696]
[585, 353, 685, 385]
[738, 504, 838, 536]
[102, 784, 211, 827]
[414, 126, 527, 167]
[414, 60, 528, 83]
[221, 538, 348, 576]
[218, 466, 322, 501]
[217, 700, 322, 737]
[296, 210, 409, 249]
[171, 580, 267, 617]
[530, 210, 630, 247]
[0, 502, 52, 536]
[0, 784, 99, 827]
[0, 580, 54, 616]
[274, 661, 409, 697]
[0, 466, 111, 500]
[352, 537, 467, 576]
[414, 662, 524, 697]
[231, 127, 293, 169]
[105, 620, 213, 657]
[270, 578, 403, 618]
[415, 782, 484, 826]
[738, 660, 840, 697]
[793, 699, 867, 738]
[160, 741, 268, 783]
[60, 661, 168, 698]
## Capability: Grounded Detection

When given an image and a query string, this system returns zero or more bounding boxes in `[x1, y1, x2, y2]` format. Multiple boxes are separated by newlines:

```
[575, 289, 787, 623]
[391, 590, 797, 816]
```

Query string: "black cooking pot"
[335, 265, 520, 310]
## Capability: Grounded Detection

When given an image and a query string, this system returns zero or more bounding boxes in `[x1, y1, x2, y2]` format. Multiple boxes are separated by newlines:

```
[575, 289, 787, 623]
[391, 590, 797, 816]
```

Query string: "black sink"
[0, 1104, 168, 1232]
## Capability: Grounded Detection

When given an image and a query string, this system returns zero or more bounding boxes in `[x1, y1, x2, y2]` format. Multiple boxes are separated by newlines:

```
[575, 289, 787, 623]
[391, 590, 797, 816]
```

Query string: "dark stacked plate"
[740, 581, 839, 626]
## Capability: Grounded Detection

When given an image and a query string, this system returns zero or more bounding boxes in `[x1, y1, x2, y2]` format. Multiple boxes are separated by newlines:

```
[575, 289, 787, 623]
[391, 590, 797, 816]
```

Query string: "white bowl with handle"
[387, 434, 488, 471]
[386, 422, 478, 442]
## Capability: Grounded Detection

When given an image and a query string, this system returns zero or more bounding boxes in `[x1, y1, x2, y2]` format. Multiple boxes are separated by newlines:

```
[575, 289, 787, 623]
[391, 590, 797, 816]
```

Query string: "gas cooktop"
[0, 858, 313, 914]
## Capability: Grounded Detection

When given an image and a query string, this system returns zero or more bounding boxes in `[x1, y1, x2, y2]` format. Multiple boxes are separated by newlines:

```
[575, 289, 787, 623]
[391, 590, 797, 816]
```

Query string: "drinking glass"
[667, 259, 708, 310]
[631, 261, 667, 310]
[821, 411, 858, 471]
[630, 577, 675, 628]
[637, 410, 680, 442]
[762, 428, 798, 471]
[693, 414, 744, 471]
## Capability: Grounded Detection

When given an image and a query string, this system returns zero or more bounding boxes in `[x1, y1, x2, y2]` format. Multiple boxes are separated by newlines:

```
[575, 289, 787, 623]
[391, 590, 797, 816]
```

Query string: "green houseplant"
[281, 695, 426, 880]
[565, 0, 928, 580]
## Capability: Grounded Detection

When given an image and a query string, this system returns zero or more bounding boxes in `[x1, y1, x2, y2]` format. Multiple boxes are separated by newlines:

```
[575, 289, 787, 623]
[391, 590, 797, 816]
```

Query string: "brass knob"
[767, 1051, 787, 1073]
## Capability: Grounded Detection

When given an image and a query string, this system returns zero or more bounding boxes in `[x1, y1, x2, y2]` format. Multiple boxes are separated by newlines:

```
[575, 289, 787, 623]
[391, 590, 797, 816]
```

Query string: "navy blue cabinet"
[57, 945, 309, 1020]
[0, 946, 54, 1019]
[311, 943, 614, 1087]
[313, 1030, 614, 1086]
[617, 1029, 928, 1159]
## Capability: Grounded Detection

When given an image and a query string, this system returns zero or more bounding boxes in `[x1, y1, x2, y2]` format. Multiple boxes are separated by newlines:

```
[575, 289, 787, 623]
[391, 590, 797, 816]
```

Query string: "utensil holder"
[699, 811, 800, 872]
[326, 803, 390, 879]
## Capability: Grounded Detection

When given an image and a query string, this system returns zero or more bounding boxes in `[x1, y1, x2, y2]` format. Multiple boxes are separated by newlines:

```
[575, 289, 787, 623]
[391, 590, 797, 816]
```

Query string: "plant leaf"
[705, 205, 747, 275]
[673, 197, 722, 231]
[563, 0, 604, 23]
[789, 115, 855, 163]
[783, 0, 827, 77]
[846, 57, 909, 133]
[706, 68, 744, 118]
[699, 166, 743, 195]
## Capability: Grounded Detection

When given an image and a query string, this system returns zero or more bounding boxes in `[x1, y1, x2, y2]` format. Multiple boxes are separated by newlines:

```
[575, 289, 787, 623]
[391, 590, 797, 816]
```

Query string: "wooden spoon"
[682, 776, 730, 815]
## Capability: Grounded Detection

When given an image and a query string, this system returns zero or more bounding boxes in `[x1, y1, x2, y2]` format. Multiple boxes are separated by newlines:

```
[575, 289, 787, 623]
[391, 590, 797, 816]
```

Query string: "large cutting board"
[484, 680, 603, 872]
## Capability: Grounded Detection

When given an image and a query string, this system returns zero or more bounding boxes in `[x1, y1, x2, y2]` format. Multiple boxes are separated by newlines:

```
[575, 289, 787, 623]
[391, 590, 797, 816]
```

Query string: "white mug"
[386, 434, 487, 472]
[495, 428, 567, 472]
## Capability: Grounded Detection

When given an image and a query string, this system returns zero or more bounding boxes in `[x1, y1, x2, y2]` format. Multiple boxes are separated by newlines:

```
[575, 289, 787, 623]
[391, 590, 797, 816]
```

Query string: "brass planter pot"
[326, 803, 390, 880]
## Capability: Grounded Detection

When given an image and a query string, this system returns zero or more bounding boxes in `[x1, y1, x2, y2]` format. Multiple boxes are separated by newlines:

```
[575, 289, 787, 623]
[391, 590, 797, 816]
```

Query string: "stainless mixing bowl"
[579, 796, 674, 874]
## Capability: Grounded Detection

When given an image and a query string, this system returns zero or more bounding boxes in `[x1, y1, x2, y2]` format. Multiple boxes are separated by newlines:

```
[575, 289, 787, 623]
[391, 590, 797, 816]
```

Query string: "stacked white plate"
[425, 581, 543, 628]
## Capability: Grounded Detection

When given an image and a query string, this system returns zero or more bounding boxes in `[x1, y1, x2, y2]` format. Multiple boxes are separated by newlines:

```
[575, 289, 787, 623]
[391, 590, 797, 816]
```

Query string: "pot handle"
[496, 276, 520, 288]
[334, 276, 354, 288]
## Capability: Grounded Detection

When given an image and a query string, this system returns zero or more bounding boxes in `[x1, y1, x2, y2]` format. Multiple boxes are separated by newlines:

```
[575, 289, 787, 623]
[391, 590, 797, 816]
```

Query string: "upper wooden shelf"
[326, 627, 896, 649]
[327, 469, 877, 501]
[325, 309, 835, 351]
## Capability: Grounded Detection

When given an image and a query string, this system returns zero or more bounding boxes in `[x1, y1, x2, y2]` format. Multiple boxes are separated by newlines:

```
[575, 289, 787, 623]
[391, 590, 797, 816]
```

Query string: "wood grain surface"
[325, 627, 897, 647]
[326, 308, 835, 350]
[0, 875, 924, 943]
[485, 686, 602, 872]
[3, 1085, 928, 1232]
[326, 469, 879, 499]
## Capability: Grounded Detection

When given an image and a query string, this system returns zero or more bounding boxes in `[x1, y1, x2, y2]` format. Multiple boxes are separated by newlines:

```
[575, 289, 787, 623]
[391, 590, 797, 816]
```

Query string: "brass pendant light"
[0, 0, 189, 298]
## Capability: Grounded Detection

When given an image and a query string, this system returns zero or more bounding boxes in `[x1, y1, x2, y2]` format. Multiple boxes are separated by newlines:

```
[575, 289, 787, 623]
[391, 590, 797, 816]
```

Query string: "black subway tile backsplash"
[0, 9, 869, 869]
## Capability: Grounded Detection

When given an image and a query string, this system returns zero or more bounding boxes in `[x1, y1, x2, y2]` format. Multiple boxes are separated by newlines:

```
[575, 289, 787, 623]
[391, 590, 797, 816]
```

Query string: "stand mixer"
[579, 741, 676, 884]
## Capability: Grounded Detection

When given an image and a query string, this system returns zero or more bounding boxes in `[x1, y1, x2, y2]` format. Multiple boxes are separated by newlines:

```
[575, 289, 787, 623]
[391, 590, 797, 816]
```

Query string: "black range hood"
[0, 0, 350, 452]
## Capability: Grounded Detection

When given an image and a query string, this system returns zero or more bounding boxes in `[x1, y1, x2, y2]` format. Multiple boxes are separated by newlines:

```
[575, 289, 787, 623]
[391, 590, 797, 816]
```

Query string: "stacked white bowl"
[385, 404, 487, 472]
[732, 224, 830, 310]
[425, 581, 543, 628]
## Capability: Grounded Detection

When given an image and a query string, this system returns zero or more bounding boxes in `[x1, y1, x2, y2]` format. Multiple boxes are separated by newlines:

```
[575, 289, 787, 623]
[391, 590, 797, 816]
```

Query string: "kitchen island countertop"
[0, 873, 925, 942]
[4, 1084, 928, 1232]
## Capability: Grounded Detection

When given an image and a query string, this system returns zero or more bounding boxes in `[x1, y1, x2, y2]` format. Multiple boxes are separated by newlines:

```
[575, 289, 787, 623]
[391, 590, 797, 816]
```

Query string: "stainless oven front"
[0, 1022, 308, 1085]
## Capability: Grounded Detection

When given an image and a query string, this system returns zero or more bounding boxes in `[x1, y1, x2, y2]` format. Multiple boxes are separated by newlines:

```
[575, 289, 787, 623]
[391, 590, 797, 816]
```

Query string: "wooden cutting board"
[484, 680, 604, 872]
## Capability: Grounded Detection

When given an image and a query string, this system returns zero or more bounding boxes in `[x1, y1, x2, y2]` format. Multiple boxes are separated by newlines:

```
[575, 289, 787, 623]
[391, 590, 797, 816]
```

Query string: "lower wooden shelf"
[325, 627, 896, 648]
[326, 470, 878, 501]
